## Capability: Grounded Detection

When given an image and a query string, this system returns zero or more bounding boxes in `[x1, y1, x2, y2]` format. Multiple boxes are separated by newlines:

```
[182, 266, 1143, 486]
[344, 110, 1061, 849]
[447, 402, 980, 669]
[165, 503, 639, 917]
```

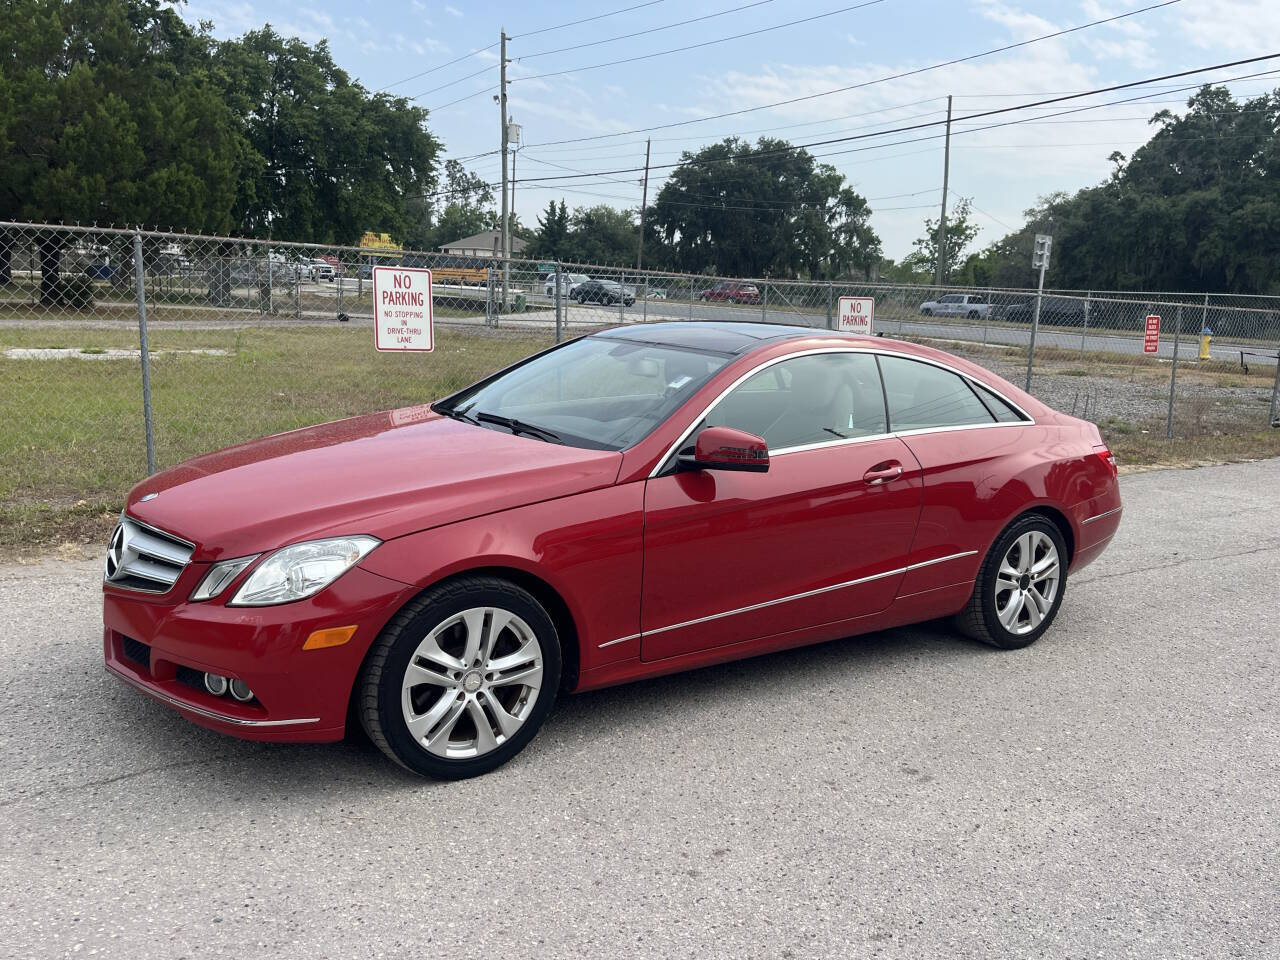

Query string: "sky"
[174, 0, 1280, 259]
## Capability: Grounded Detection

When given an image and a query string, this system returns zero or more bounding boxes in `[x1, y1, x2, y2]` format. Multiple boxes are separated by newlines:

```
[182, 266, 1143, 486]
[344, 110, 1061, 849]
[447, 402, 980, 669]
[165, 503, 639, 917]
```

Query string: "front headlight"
[229, 536, 380, 606]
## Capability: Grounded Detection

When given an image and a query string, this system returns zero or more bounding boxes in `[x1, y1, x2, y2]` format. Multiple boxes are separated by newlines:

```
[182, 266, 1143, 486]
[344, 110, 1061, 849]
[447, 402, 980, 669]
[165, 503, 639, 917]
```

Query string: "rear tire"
[955, 514, 1067, 650]
[358, 576, 561, 779]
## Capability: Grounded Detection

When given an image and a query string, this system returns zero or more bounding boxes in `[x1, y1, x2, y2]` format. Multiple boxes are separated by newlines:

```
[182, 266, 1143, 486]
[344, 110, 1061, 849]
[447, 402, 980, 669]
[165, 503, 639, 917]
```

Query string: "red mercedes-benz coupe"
[103, 322, 1121, 778]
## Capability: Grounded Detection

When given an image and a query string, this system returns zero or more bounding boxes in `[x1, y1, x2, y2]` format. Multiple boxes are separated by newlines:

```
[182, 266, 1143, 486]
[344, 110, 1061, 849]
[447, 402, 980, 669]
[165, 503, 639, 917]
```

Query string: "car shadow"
[83, 619, 993, 797]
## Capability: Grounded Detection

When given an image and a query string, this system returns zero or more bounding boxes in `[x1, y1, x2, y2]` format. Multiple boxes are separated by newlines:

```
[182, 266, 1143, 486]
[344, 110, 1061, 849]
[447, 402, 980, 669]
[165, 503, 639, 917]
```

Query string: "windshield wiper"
[474, 411, 563, 444]
[439, 403, 480, 426]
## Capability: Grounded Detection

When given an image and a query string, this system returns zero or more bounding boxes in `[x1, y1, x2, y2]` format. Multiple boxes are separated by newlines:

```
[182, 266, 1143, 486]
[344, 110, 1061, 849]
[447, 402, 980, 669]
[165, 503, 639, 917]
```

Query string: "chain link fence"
[3, 221, 1278, 543]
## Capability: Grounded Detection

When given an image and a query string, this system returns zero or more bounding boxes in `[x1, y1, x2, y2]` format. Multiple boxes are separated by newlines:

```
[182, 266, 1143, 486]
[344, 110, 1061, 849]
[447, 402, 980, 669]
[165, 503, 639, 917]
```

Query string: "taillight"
[1094, 445, 1117, 477]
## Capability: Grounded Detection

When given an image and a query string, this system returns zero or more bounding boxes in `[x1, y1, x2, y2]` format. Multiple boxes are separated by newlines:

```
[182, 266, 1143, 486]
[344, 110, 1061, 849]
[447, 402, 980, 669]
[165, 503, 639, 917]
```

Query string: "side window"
[877, 356, 997, 431]
[704, 353, 887, 451]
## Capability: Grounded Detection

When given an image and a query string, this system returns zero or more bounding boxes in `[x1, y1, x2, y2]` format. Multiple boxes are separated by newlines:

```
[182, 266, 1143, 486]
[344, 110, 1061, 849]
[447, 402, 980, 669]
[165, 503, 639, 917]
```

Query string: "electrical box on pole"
[1032, 233, 1052, 271]
[1025, 234, 1053, 392]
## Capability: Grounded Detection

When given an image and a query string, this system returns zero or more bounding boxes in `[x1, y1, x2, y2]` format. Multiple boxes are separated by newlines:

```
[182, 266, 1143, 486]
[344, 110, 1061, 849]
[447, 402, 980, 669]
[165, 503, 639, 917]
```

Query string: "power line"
[423, 58, 1278, 201]
[377, 43, 498, 92]
[409, 64, 493, 101]
[512, 0, 888, 84]
[379, 0, 670, 92]
[519, 0, 1185, 146]
[517, 0, 780, 59]
[506, 55, 1280, 186]
[511, 0, 671, 39]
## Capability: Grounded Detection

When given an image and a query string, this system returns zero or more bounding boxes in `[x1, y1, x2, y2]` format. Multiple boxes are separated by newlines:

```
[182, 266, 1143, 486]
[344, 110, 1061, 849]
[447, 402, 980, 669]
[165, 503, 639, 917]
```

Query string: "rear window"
[877, 356, 996, 431]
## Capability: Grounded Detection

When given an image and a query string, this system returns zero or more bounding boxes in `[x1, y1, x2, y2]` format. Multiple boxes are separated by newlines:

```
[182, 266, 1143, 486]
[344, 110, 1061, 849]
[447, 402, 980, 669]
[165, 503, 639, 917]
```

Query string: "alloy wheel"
[993, 530, 1061, 636]
[400, 606, 544, 760]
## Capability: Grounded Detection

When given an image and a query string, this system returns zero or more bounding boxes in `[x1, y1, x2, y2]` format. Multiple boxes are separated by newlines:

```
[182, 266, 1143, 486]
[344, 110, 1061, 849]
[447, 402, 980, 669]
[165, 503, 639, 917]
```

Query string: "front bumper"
[103, 565, 417, 742]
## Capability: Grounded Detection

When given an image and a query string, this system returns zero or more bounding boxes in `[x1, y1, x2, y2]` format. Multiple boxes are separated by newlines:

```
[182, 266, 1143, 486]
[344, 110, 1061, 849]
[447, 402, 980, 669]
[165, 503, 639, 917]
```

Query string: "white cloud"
[173, 0, 259, 35]
[1177, 0, 1280, 55]
[445, 4, 463, 17]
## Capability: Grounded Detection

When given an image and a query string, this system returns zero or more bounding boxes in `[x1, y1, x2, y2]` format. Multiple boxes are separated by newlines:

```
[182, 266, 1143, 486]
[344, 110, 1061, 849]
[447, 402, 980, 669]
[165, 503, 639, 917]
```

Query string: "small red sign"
[1143, 314, 1161, 354]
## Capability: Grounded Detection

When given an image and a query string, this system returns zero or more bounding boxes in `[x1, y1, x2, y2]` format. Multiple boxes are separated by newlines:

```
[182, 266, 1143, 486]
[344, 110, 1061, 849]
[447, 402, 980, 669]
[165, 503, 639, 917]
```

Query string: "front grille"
[103, 516, 194, 594]
[176, 666, 206, 692]
[121, 636, 151, 670]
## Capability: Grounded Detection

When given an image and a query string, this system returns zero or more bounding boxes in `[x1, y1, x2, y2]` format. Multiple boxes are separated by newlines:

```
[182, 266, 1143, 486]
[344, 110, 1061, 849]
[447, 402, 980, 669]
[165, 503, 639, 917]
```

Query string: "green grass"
[3, 316, 1278, 548]
[0, 325, 550, 545]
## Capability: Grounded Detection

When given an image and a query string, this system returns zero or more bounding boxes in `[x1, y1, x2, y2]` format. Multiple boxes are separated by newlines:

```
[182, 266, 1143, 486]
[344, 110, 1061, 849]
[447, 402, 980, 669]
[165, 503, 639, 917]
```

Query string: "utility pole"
[933, 94, 952, 288]
[1026, 233, 1052, 392]
[637, 137, 652, 321]
[499, 29, 509, 311]
[637, 138, 651, 271]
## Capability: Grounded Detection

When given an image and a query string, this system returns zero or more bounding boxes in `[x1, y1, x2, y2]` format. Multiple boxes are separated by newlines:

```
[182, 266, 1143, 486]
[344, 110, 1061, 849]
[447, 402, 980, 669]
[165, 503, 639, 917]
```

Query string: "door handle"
[863, 461, 903, 485]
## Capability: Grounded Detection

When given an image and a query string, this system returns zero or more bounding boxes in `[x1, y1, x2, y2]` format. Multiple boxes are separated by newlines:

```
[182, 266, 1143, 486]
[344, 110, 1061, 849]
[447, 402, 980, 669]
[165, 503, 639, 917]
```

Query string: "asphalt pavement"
[2, 460, 1278, 959]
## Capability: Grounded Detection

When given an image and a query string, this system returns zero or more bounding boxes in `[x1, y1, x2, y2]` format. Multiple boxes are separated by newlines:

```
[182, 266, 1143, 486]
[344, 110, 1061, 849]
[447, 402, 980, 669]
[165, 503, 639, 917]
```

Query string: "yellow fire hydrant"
[1199, 324, 1213, 361]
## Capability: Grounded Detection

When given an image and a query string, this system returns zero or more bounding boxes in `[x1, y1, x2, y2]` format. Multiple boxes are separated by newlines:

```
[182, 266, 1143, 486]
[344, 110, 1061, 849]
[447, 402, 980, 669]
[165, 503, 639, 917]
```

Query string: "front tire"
[955, 514, 1067, 649]
[358, 576, 561, 779]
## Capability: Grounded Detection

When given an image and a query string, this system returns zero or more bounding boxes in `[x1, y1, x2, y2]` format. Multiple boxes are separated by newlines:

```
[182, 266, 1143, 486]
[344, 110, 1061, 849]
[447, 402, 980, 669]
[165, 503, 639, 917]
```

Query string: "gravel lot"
[2, 460, 1278, 959]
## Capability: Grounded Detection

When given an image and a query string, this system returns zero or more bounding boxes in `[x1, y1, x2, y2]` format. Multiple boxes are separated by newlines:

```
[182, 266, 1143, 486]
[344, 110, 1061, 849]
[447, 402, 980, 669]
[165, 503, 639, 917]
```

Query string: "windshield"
[440, 336, 732, 451]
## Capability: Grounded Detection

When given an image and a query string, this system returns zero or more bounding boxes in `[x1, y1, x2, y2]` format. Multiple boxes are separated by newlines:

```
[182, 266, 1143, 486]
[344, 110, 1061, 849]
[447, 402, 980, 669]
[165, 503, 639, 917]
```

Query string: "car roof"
[592, 321, 848, 355]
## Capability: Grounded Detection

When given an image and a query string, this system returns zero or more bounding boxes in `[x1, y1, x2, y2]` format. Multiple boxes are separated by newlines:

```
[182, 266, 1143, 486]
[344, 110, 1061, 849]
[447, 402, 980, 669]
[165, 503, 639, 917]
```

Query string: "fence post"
[1166, 304, 1182, 439]
[295, 269, 302, 319]
[761, 282, 768, 323]
[1081, 290, 1091, 355]
[1269, 352, 1280, 427]
[336, 264, 344, 321]
[132, 232, 156, 476]
[619, 270, 625, 323]
[826, 282, 833, 330]
[554, 262, 562, 344]
[689, 277, 694, 319]
[1201, 292, 1209, 358]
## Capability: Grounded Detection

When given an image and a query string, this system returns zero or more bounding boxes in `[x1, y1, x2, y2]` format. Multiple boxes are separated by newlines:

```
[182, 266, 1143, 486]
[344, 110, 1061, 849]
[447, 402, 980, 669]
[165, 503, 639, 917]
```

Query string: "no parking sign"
[837, 296, 875, 335]
[373, 266, 434, 352]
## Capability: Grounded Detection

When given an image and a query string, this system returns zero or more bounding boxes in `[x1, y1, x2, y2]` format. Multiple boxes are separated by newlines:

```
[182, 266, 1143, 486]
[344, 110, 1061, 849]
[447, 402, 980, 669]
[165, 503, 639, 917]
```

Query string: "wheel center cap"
[1018, 573, 1031, 591]
[462, 670, 483, 693]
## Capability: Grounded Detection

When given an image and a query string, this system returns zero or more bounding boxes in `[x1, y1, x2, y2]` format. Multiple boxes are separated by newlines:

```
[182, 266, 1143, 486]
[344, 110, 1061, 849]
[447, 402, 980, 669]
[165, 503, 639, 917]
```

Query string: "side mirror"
[679, 425, 769, 473]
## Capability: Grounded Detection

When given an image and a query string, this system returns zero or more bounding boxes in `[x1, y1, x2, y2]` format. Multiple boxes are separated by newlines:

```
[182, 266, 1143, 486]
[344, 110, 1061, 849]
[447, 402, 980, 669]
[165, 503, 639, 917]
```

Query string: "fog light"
[228, 678, 254, 702]
[203, 673, 229, 696]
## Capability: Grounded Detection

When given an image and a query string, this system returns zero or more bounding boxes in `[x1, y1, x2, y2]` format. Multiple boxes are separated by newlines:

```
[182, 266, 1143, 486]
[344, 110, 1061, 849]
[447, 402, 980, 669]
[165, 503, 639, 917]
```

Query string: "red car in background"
[700, 281, 762, 304]
[103, 322, 1121, 779]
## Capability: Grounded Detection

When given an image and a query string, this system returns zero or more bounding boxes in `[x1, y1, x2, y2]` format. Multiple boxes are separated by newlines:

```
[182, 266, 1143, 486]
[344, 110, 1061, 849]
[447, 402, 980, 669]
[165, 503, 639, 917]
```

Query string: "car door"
[641, 351, 923, 662]
[875, 353, 1032, 596]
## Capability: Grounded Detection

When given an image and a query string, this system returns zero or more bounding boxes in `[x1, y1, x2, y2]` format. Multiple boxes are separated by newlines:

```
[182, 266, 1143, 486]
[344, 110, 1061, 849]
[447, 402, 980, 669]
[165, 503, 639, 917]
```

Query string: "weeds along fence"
[2, 221, 1278, 540]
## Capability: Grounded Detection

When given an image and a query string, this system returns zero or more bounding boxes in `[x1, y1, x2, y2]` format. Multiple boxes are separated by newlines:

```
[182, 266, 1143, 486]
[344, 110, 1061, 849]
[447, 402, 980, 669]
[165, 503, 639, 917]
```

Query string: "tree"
[0, 0, 252, 300]
[527, 200, 570, 260]
[401, 159, 494, 251]
[559, 205, 638, 265]
[650, 138, 880, 278]
[904, 198, 979, 283]
[212, 27, 439, 244]
[965, 85, 1280, 294]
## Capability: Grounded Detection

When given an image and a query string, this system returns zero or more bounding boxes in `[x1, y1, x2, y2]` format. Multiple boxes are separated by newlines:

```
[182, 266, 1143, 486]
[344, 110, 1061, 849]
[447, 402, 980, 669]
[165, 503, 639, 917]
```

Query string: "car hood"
[124, 406, 623, 561]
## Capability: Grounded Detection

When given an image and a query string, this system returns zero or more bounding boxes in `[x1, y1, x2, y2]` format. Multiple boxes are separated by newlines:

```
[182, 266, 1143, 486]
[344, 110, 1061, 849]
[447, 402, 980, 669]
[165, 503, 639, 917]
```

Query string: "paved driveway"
[2, 460, 1277, 958]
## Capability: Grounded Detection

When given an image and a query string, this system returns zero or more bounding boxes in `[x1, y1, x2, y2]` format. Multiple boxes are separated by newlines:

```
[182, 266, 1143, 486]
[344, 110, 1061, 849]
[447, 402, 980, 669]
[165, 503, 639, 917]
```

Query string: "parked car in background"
[574, 279, 635, 306]
[918, 294, 994, 319]
[700, 281, 762, 305]
[545, 273, 590, 298]
[308, 259, 335, 282]
[1004, 296, 1086, 326]
[103, 321, 1121, 779]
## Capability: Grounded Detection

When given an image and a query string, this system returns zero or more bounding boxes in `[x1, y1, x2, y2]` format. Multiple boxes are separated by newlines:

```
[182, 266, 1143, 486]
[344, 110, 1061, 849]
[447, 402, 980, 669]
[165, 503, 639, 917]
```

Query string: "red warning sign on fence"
[1143, 314, 1160, 353]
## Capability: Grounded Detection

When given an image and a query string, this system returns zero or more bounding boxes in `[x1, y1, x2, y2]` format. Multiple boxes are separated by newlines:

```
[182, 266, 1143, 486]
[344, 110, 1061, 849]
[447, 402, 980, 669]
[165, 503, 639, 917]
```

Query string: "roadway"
[3, 459, 1277, 958]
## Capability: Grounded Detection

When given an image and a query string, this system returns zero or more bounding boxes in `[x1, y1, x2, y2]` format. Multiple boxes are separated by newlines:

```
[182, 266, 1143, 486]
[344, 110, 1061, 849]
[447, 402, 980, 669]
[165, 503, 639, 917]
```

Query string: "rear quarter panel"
[895, 421, 1119, 597]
